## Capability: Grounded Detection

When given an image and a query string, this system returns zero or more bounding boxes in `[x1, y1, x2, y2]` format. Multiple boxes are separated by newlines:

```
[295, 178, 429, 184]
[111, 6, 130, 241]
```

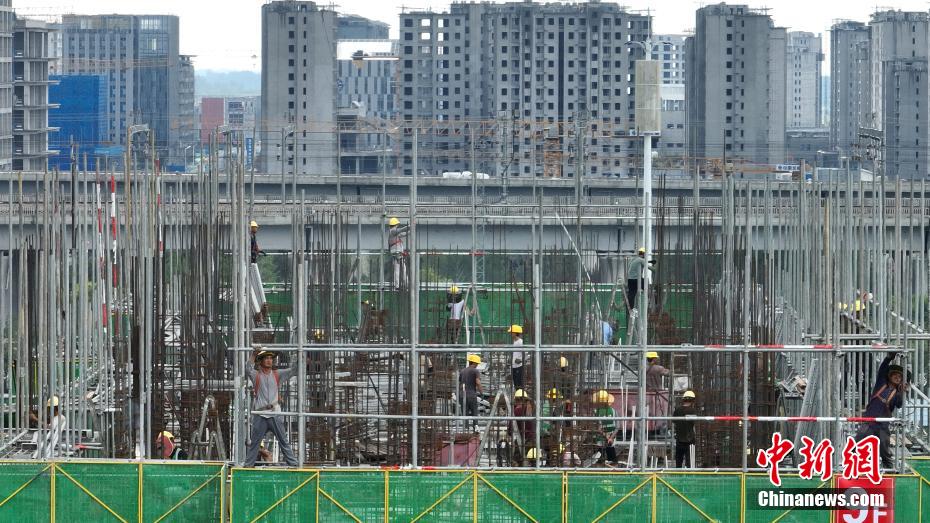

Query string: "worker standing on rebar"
[154, 431, 188, 460]
[509, 324, 526, 390]
[673, 391, 697, 468]
[593, 390, 618, 465]
[460, 354, 483, 428]
[856, 351, 907, 468]
[31, 395, 68, 459]
[447, 285, 467, 343]
[626, 248, 656, 312]
[511, 389, 536, 465]
[250, 220, 264, 264]
[387, 217, 409, 289]
[244, 347, 300, 467]
[646, 351, 671, 432]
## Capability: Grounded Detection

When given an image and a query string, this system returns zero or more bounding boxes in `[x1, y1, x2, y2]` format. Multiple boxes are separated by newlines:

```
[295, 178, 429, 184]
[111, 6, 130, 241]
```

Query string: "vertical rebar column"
[410, 129, 419, 466]
[637, 133, 652, 469]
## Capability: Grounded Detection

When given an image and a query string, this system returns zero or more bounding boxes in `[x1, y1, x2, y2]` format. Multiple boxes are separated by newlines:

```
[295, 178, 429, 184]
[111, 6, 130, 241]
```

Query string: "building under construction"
[2, 143, 929, 479]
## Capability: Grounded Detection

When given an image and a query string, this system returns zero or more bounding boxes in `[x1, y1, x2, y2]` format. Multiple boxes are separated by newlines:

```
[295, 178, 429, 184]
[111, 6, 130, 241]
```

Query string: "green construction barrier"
[0, 462, 51, 523]
[318, 470, 385, 521]
[142, 463, 224, 522]
[388, 471, 472, 522]
[477, 472, 563, 523]
[55, 462, 140, 522]
[230, 468, 317, 522]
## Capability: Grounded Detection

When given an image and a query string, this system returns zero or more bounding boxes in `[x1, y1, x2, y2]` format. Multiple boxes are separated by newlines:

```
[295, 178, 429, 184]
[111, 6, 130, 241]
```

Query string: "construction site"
[2, 128, 930, 521]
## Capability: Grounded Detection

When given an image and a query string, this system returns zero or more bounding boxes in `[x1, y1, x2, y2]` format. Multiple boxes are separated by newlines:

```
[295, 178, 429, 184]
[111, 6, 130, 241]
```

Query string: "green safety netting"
[142, 463, 224, 522]
[0, 462, 51, 523]
[3, 463, 930, 522]
[230, 468, 316, 522]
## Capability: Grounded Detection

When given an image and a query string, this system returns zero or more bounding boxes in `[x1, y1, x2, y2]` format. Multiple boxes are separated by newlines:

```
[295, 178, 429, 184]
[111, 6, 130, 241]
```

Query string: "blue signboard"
[245, 137, 254, 166]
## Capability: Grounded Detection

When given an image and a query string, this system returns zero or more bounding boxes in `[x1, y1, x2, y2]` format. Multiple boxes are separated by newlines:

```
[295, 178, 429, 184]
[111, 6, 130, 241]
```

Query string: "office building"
[786, 31, 822, 128]
[830, 21, 870, 153]
[59, 15, 181, 166]
[338, 14, 389, 40]
[176, 54, 196, 171]
[48, 75, 106, 170]
[13, 16, 56, 171]
[686, 3, 787, 167]
[260, 1, 337, 176]
[659, 84, 686, 158]
[398, 2, 651, 178]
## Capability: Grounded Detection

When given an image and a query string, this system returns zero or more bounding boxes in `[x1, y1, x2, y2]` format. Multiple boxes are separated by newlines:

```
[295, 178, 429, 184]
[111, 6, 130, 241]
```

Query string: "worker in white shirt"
[31, 395, 68, 459]
[509, 324, 526, 390]
[447, 285, 467, 343]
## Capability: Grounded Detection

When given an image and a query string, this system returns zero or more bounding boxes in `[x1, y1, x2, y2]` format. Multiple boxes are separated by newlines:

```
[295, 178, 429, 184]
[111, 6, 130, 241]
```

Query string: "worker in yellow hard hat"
[510, 389, 535, 464]
[673, 391, 697, 468]
[447, 285, 466, 343]
[155, 430, 189, 460]
[460, 354, 483, 420]
[30, 395, 68, 459]
[627, 247, 656, 312]
[245, 346, 302, 467]
[387, 217, 410, 289]
[508, 324, 526, 389]
[250, 220, 264, 264]
[593, 389, 618, 465]
[645, 351, 671, 433]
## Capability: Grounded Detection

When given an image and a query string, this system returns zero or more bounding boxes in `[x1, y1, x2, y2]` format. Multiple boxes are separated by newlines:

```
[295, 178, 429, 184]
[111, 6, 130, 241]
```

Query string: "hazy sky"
[23, 0, 930, 71]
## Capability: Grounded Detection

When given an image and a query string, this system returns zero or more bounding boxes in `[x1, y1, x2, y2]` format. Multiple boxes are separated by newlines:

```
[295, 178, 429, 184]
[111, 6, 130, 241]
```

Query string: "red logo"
[756, 432, 794, 487]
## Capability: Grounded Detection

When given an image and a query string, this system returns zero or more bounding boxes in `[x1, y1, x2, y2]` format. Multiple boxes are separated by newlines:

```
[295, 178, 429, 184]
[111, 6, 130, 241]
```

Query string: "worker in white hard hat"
[446, 285, 467, 343]
[459, 354, 483, 420]
[250, 220, 265, 264]
[673, 391, 697, 468]
[244, 347, 302, 467]
[626, 247, 656, 312]
[387, 217, 410, 289]
[508, 324, 526, 390]
[31, 395, 69, 459]
[155, 430, 188, 460]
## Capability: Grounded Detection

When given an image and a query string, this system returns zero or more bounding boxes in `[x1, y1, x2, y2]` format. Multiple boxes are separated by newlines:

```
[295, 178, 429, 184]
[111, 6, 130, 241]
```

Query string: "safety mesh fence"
[2, 461, 930, 521]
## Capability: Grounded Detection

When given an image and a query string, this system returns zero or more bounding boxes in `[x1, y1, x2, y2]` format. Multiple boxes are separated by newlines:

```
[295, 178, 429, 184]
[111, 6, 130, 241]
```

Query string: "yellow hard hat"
[508, 324, 523, 334]
[158, 431, 174, 440]
[527, 447, 538, 459]
[608, 394, 615, 404]
[854, 299, 862, 312]
[682, 390, 696, 400]
[256, 348, 277, 359]
[558, 356, 568, 368]
[638, 247, 646, 254]
[46, 395, 60, 408]
[388, 217, 400, 227]
[467, 354, 481, 364]
[646, 351, 659, 360]
[593, 390, 610, 404]
[250, 220, 258, 228]
[313, 329, 324, 339]
[449, 285, 459, 294]
[514, 389, 529, 399]
[547, 388, 561, 399]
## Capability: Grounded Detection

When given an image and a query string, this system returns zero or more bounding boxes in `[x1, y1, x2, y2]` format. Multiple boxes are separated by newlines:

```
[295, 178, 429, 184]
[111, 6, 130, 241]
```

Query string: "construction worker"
[526, 447, 539, 467]
[593, 390, 618, 465]
[154, 431, 188, 460]
[673, 391, 697, 468]
[645, 352, 670, 391]
[626, 248, 656, 311]
[511, 389, 536, 464]
[459, 354, 483, 419]
[856, 352, 908, 468]
[250, 220, 264, 264]
[387, 217, 409, 289]
[30, 395, 68, 459]
[509, 324, 526, 390]
[646, 351, 671, 431]
[447, 285, 466, 343]
[244, 347, 300, 467]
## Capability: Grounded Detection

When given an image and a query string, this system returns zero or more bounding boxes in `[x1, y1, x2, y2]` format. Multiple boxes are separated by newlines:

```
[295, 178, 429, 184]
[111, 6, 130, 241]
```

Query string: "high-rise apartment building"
[398, 2, 651, 178]
[686, 3, 787, 167]
[260, 1, 337, 176]
[0, 0, 12, 170]
[869, 10, 928, 179]
[786, 31, 823, 128]
[13, 16, 55, 171]
[49, 74, 106, 170]
[58, 15, 180, 165]
[652, 34, 686, 85]
[830, 21, 870, 154]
